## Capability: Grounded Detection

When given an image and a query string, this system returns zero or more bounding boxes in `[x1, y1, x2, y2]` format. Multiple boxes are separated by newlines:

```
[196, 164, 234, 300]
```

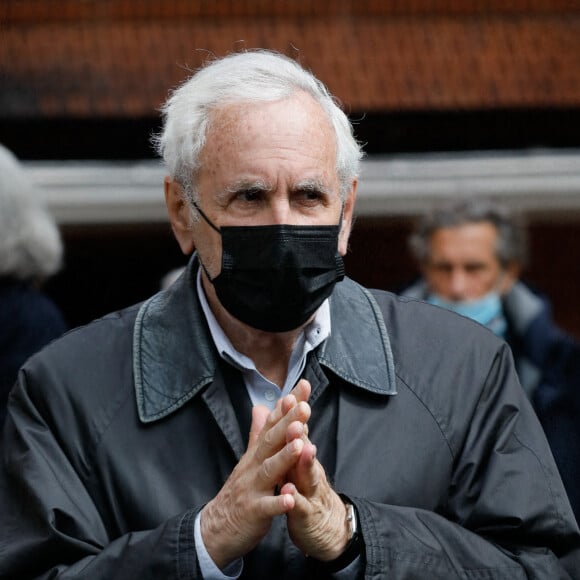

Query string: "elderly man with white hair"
[0, 51, 578, 579]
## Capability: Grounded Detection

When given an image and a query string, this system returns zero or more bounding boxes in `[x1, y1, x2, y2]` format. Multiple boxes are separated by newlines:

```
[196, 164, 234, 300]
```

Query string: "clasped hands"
[200, 379, 350, 569]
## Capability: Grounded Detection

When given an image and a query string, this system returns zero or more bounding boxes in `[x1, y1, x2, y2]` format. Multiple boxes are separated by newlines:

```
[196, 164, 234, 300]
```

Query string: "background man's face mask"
[192, 201, 345, 332]
[427, 291, 507, 337]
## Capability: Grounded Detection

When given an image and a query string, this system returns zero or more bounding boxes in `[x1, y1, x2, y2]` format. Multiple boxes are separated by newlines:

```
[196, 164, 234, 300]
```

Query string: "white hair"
[153, 49, 364, 200]
[0, 144, 63, 281]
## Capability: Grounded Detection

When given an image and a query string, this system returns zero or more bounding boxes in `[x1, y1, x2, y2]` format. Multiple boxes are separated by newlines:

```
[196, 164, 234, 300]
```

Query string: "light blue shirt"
[196, 269, 331, 410]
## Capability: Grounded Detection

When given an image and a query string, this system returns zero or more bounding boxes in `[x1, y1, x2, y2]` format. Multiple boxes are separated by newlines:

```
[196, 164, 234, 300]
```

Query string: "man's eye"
[465, 265, 486, 274]
[432, 264, 452, 274]
[297, 189, 325, 203]
[305, 190, 323, 200]
[237, 188, 263, 202]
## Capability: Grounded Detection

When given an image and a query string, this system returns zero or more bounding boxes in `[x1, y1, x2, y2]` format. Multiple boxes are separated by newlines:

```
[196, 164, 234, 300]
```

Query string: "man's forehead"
[432, 222, 499, 242]
[430, 224, 499, 258]
[197, 92, 339, 185]
[206, 90, 331, 131]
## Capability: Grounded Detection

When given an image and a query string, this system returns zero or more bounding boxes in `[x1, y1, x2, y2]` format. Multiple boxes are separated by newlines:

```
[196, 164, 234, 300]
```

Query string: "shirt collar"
[195, 268, 330, 376]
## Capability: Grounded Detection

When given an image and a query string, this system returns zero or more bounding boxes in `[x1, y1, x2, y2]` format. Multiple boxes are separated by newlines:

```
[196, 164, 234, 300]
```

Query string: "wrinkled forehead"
[198, 93, 338, 173]
[206, 90, 336, 141]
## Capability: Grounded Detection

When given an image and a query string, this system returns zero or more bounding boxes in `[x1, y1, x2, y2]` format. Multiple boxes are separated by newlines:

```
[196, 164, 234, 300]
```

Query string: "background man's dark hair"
[408, 197, 529, 269]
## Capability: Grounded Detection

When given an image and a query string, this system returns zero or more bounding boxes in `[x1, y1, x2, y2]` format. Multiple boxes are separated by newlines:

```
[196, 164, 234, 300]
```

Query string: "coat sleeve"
[353, 344, 580, 579]
[0, 370, 202, 580]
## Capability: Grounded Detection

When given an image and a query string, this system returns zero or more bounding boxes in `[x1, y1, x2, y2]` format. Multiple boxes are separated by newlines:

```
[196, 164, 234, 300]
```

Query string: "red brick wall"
[3, 0, 580, 119]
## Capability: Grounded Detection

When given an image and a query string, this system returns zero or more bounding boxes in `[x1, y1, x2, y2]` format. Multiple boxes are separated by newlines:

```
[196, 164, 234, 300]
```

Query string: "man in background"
[404, 196, 580, 521]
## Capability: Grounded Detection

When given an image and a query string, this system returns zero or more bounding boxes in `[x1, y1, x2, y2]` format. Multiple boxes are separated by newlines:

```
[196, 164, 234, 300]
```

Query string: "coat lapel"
[201, 361, 248, 460]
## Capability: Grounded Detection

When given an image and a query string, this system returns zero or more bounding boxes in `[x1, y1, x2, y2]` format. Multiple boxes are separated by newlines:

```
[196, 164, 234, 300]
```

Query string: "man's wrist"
[195, 510, 243, 579]
[310, 496, 363, 573]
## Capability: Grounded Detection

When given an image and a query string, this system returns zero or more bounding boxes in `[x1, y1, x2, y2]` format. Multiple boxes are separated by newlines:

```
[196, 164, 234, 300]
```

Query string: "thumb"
[248, 404, 270, 447]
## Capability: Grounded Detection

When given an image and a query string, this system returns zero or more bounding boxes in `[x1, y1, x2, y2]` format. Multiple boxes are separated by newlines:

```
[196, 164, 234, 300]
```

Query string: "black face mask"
[193, 202, 345, 332]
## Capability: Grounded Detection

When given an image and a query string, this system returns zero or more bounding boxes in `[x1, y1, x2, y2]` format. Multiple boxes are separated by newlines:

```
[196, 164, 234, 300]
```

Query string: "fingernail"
[291, 439, 303, 453]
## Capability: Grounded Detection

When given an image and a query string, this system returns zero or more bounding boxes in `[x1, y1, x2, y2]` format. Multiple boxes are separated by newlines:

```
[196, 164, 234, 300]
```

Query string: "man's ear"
[164, 177, 195, 255]
[499, 261, 521, 294]
[338, 180, 357, 256]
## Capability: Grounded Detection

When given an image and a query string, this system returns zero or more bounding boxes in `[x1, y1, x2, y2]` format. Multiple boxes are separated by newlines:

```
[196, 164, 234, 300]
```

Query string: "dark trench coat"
[1, 259, 579, 579]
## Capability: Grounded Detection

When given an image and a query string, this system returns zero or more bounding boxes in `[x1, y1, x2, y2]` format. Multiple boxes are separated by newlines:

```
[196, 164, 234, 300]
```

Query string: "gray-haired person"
[404, 197, 580, 523]
[1, 52, 578, 579]
[0, 143, 66, 427]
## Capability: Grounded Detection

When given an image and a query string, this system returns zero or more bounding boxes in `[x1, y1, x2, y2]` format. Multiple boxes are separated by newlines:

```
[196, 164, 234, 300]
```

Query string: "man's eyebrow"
[293, 178, 332, 195]
[229, 179, 271, 192]
[216, 179, 272, 201]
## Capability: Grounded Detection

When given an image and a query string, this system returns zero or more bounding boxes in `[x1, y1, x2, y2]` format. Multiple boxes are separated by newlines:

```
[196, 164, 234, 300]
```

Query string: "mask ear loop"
[334, 203, 347, 276]
[191, 200, 221, 233]
[189, 199, 222, 281]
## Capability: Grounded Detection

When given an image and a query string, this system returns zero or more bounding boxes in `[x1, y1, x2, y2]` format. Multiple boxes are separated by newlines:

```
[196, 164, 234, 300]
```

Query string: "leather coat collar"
[133, 255, 396, 423]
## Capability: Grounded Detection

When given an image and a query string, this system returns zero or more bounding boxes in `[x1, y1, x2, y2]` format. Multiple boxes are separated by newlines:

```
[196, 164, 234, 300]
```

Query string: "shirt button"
[264, 389, 277, 402]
